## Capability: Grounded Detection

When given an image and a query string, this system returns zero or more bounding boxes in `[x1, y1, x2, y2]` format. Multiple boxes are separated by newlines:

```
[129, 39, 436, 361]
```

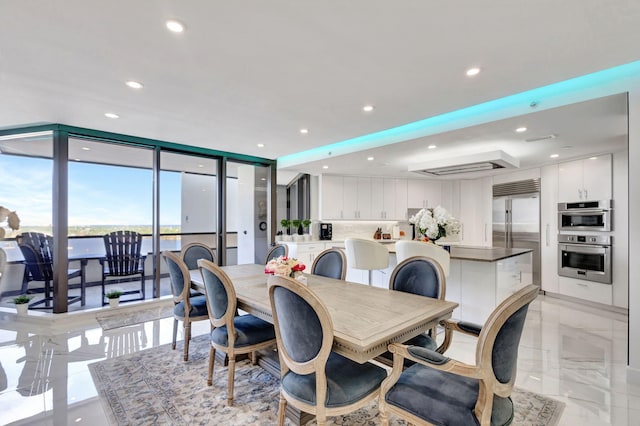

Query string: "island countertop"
[386, 243, 532, 262]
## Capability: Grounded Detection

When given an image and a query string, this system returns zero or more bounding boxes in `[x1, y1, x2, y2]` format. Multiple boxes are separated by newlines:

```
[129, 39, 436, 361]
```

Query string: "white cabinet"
[458, 177, 492, 246]
[540, 164, 559, 293]
[407, 180, 442, 209]
[319, 175, 344, 220]
[371, 178, 408, 220]
[558, 154, 612, 202]
[282, 242, 328, 270]
[451, 252, 532, 324]
[558, 277, 612, 305]
[342, 177, 371, 219]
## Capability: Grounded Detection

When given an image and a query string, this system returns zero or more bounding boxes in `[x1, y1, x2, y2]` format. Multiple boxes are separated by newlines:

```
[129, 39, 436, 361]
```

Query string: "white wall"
[628, 88, 640, 384]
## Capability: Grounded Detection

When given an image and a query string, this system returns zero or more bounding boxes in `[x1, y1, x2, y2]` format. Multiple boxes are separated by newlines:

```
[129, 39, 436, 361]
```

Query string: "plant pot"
[108, 298, 120, 308]
[15, 303, 28, 315]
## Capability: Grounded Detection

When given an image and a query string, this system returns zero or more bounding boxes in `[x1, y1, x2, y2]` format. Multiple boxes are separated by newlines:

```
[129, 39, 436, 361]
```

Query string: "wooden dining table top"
[190, 263, 458, 363]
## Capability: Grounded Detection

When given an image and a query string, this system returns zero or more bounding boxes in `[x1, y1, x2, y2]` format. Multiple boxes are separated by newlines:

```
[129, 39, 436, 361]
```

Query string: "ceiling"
[1, 1, 638, 184]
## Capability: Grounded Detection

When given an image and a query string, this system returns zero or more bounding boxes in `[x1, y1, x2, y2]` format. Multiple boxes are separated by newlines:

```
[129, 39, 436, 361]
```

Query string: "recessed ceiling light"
[466, 67, 481, 77]
[197, 164, 204, 168]
[74, 158, 81, 161]
[125, 80, 143, 89]
[367, 156, 374, 161]
[104, 112, 119, 119]
[515, 127, 527, 133]
[257, 143, 265, 148]
[260, 177, 266, 181]
[81, 147, 90, 151]
[428, 144, 437, 149]
[589, 156, 598, 160]
[322, 165, 329, 169]
[363, 105, 374, 112]
[300, 128, 309, 134]
[550, 154, 559, 158]
[166, 20, 185, 33]
[561, 145, 573, 150]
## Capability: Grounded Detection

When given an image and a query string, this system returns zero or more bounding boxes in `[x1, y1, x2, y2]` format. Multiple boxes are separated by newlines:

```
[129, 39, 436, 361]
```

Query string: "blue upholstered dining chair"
[180, 242, 216, 270]
[268, 274, 387, 426]
[161, 251, 209, 361]
[310, 248, 347, 280]
[198, 259, 276, 406]
[264, 244, 288, 264]
[379, 284, 539, 426]
[378, 256, 450, 366]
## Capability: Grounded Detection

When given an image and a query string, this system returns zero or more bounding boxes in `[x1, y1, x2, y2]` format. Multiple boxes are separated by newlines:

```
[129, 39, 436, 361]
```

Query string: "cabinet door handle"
[578, 189, 583, 199]
[484, 224, 487, 242]
[584, 189, 588, 199]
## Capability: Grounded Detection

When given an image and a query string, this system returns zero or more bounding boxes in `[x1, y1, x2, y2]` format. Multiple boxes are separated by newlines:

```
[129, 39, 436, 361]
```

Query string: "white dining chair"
[345, 238, 389, 286]
[395, 240, 450, 277]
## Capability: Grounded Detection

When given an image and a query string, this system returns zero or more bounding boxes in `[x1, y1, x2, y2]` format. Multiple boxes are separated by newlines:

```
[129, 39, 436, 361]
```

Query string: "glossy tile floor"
[0, 293, 638, 425]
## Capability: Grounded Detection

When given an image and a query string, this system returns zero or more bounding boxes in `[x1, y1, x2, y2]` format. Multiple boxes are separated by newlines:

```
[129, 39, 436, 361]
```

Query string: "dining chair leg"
[227, 355, 236, 406]
[277, 393, 286, 426]
[208, 345, 216, 386]
[184, 321, 191, 361]
[172, 318, 178, 350]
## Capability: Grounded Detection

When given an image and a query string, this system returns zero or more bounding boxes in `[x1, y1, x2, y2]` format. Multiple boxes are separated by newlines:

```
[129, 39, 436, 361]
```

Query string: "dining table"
[189, 263, 458, 364]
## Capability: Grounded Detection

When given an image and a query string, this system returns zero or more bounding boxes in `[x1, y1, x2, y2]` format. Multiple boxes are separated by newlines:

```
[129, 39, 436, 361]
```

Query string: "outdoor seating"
[100, 230, 146, 305]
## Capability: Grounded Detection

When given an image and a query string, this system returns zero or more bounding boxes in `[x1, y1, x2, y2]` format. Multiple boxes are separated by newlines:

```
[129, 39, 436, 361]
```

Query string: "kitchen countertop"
[448, 246, 532, 262]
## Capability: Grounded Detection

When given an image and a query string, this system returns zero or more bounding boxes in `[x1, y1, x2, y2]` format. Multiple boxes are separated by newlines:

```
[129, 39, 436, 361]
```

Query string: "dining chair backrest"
[264, 244, 288, 264]
[19, 242, 53, 282]
[268, 274, 333, 375]
[181, 242, 216, 270]
[103, 230, 144, 276]
[198, 259, 236, 331]
[389, 256, 445, 300]
[161, 251, 191, 303]
[310, 248, 347, 280]
[395, 240, 450, 276]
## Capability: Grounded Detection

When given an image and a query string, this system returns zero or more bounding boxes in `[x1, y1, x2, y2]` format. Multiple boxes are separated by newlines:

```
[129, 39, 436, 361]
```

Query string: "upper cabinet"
[540, 164, 559, 293]
[407, 179, 442, 209]
[342, 176, 371, 219]
[371, 178, 408, 220]
[558, 154, 612, 202]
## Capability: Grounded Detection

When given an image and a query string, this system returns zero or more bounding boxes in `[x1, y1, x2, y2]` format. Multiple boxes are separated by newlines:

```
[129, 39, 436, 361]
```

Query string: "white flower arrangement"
[409, 206, 460, 242]
[0, 205, 20, 238]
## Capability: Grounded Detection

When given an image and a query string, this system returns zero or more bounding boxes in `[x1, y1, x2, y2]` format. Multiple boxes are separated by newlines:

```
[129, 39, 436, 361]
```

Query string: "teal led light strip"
[278, 60, 640, 169]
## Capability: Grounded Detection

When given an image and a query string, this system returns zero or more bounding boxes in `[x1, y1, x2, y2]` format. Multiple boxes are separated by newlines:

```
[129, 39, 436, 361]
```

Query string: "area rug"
[89, 335, 564, 425]
[96, 303, 174, 331]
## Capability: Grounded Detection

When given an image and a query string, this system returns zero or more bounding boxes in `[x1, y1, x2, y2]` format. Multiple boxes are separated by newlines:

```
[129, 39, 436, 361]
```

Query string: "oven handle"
[559, 243, 609, 254]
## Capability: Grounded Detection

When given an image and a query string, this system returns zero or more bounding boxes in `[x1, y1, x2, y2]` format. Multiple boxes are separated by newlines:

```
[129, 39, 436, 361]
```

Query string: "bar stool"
[345, 238, 389, 286]
[395, 240, 450, 277]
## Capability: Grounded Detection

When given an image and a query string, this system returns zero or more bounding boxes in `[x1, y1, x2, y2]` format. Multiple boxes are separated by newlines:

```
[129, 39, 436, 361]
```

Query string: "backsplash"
[316, 221, 413, 241]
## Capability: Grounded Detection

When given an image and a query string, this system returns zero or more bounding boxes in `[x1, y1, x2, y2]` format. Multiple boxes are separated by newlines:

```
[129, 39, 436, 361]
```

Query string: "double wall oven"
[557, 200, 613, 284]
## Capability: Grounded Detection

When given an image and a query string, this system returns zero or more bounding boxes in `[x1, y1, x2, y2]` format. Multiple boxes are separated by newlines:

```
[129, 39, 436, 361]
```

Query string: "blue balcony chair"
[100, 230, 146, 305]
[379, 285, 538, 426]
[162, 251, 209, 361]
[198, 259, 276, 406]
[268, 274, 387, 425]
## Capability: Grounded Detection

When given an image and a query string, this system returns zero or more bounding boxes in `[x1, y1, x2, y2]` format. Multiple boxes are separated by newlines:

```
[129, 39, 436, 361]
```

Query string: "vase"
[15, 303, 28, 315]
[108, 298, 120, 308]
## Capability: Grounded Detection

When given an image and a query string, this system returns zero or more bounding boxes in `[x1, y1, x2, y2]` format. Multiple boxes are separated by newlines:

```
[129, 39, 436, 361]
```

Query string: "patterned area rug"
[89, 335, 565, 425]
[96, 304, 174, 330]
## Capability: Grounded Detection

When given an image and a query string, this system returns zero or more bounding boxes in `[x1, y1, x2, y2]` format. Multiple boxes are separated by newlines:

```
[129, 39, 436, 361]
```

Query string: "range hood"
[409, 150, 519, 177]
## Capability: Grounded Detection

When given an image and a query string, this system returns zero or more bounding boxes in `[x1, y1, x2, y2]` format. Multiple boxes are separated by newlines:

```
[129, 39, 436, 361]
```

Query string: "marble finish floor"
[0, 293, 637, 425]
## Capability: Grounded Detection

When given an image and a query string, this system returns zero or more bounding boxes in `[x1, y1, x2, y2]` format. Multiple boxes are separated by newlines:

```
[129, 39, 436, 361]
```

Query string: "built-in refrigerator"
[492, 180, 541, 287]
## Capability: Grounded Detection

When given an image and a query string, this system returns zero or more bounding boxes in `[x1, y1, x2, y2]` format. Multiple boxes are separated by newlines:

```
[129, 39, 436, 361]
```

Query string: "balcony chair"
[161, 251, 209, 361]
[395, 240, 450, 277]
[268, 274, 387, 425]
[310, 248, 347, 280]
[344, 238, 389, 286]
[198, 259, 276, 406]
[100, 230, 146, 305]
[378, 256, 449, 367]
[180, 242, 216, 270]
[18, 232, 84, 309]
[379, 284, 538, 426]
[264, 244, 288, 264]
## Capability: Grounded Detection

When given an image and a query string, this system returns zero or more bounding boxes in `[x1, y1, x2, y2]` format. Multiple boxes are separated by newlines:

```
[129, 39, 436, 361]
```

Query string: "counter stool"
[345, 238, 389, 286]
[395, 240, 450, 277]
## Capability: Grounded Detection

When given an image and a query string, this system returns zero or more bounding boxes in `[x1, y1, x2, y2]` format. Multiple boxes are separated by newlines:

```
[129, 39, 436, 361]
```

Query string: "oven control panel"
[558, 234, 611, 246]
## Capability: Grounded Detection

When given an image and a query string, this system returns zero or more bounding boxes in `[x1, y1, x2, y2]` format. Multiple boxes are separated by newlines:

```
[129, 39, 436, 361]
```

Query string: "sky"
[1, 155, 181, 227]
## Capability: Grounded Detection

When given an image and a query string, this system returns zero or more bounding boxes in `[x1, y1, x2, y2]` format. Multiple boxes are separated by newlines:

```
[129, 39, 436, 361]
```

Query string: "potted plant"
[292, 219, 303, 235]
[105, 288, 123, 308]
[12, 295, 30, 314]
[280, 219, 291, 235]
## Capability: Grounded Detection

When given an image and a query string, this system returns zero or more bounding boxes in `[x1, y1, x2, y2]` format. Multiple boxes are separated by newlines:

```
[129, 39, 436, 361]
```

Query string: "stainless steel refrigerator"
[492, 180, 541, 287]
